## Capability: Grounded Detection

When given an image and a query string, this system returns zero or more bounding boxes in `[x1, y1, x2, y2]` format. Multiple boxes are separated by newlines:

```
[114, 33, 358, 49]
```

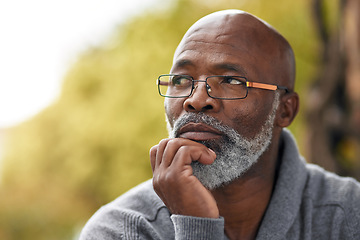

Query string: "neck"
[211, 136, 280, 240]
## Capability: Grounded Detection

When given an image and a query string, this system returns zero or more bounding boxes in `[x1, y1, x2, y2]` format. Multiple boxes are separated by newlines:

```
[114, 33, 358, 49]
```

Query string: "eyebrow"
[173, 60, 247, 76]
[172, 59, 194, 69]
[214, 63, 247, 76]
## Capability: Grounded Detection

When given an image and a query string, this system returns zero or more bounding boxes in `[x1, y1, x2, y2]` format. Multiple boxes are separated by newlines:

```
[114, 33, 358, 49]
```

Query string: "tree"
[307, 0, 360, 179]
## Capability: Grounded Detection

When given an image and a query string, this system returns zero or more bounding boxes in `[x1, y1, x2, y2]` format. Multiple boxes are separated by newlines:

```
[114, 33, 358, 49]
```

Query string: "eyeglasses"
[156, 74, 289, 100]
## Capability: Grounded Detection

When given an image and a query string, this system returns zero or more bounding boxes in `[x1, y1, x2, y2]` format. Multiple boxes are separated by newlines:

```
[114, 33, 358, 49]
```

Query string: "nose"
[183, 81, 220, 113]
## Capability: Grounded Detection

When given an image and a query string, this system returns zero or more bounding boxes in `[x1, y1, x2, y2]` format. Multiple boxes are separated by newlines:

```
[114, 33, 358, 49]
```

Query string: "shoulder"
[303, 164, 360, 237]
[304, 163, 360, 205]
[79, 179, 171, 240]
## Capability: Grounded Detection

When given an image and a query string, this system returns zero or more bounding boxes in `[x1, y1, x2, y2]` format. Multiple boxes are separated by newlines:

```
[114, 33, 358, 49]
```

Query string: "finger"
[155, 138, 216, 168]
[155, 138, 171, 167]
[160, 138, 210, 167]
[149, 145, 158, 172]
[171, 145, 216, 168]
[160, 139, 184, 167]
[199, 147, 216, 165]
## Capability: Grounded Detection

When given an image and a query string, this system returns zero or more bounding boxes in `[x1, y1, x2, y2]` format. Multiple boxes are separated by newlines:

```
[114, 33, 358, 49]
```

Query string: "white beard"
[167, 92, 280, 190]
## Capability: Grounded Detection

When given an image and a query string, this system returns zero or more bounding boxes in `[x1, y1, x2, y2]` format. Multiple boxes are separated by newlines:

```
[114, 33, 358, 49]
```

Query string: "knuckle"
[176, 145, 191, 158]
[152, 173, 161, 188]
[163, 171, 175, 184]
[166, 139, 178, 148]
[166, 138, 188, 153]
[153, 169, 175, 186]
[158, 138, 170, 147]
[149, 145, 157, 155]
[177, 145, 189, 152]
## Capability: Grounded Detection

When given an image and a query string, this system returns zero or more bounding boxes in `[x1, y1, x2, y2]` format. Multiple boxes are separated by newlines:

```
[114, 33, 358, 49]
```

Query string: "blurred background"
[0, 0, 359, 239]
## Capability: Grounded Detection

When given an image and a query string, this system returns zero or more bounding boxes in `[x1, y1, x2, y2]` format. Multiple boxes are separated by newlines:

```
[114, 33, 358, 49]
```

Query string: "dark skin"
[150, 10, 299, 240]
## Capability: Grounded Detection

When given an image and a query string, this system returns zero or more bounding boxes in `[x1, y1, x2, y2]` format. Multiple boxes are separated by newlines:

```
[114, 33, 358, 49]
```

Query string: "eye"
[171, 75, 191, 86]
[222, 76, 245, 85]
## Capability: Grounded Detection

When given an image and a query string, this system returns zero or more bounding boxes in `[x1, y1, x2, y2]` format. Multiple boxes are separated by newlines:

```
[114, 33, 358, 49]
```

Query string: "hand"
[150, 138, 219, 218]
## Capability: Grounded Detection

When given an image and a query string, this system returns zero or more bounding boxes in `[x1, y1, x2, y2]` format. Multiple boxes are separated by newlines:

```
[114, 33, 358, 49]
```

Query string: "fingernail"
[208, 148, 216, 157]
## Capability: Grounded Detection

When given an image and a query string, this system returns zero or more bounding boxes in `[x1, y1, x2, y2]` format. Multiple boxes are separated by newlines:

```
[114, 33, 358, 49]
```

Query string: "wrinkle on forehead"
[172, 56, 249, 77]
[173, 39, 240, 62]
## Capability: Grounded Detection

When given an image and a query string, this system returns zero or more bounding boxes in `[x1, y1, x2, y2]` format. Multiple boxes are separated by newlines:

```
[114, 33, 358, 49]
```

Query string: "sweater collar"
[256, 129, 307, 239]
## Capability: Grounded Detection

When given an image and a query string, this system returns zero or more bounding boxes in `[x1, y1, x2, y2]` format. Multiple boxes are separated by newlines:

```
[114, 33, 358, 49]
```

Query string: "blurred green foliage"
[0, 0, 321, 239]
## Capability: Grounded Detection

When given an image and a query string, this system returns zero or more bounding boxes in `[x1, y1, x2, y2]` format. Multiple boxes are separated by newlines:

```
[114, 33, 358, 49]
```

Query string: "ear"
[276, 92, 299, 127]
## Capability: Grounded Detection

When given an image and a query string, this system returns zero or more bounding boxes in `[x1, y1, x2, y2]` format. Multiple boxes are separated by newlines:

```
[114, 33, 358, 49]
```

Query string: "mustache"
[170, 113, 236, 139]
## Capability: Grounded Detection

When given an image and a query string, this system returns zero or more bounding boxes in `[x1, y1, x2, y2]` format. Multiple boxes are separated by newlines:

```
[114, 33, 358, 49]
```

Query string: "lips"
[177, 123, 223, 141]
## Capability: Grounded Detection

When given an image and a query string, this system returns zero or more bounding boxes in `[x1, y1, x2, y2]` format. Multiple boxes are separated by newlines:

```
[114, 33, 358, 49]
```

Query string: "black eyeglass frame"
[157, 74, 290, 100]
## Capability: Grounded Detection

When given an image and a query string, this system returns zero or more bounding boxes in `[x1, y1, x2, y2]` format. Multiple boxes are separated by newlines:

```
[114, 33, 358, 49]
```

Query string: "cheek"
[227, 105, 255, 136]
[164, 98, 184, 126]
[223, 98, 268, 138]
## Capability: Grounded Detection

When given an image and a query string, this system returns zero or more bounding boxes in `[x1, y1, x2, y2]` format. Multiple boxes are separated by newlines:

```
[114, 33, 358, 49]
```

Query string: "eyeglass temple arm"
[247, 82, 289, 92]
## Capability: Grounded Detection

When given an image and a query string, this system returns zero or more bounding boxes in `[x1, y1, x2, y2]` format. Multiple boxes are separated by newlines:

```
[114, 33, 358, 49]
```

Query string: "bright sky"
[0, 0, 160, 128]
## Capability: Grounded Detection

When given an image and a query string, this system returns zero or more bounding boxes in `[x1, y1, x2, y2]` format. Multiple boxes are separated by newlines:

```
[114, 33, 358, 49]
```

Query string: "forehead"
[172, 29, 263, 80]
[171, 14, 279, 81]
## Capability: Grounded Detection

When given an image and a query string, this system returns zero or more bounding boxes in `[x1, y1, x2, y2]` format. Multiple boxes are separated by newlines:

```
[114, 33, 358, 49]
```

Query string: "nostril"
[185, 103, 213, 112]
[203, 105, 213, 110]
[187, 105, 195, 110]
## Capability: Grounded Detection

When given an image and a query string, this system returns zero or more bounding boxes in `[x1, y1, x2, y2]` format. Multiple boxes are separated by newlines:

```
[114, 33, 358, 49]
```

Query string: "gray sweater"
[79, 129, 360, 239]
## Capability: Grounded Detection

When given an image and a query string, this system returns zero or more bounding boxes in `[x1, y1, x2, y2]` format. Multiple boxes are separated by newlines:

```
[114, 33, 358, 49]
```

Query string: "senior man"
[80, 10, 360, 239]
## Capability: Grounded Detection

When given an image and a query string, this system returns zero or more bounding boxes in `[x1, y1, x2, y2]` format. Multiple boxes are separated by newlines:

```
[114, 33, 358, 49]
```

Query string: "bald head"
[173, 10, 296, 91]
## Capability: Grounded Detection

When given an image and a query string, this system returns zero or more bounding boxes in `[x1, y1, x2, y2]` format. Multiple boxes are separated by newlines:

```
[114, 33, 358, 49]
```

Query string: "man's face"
[164, 14, 282, 188]
[166, 14, 279, 140]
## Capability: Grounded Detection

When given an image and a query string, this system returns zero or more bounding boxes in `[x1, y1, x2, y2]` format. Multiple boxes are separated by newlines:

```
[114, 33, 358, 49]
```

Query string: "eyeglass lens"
[158, 75, 248, 99]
